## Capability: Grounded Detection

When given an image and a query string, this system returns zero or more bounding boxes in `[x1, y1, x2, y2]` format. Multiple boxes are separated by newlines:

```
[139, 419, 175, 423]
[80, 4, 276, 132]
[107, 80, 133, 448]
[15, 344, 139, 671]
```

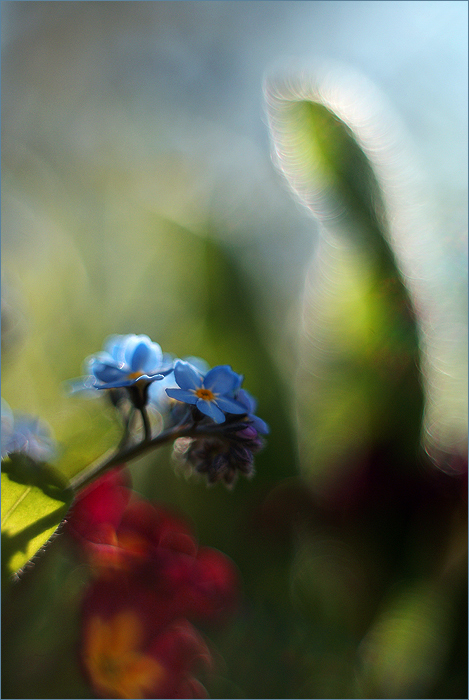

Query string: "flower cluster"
[67, 467, 238, 699]
[77, 334, 172, 410]
[1, 398, 56, 463]
[172, 381, 269, 486]
[73, 334, 269, 487]
[3, 321, 268, 696]
[165, 361, 246, 423]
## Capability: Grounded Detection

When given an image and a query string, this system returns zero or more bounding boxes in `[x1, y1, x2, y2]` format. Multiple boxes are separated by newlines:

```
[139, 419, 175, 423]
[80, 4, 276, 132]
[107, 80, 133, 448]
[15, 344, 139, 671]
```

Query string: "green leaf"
[1, 455, 73, 580]
[266, 70, 468, 468]
[358, 581, 452, 698]
[266, 74, 395, 269]
[265, 72, 424, 480]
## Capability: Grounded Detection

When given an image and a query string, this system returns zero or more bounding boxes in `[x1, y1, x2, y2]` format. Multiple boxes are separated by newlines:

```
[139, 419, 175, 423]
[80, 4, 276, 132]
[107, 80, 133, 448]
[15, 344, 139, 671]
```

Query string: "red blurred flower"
[66, 467, 137, 572]
[68, 467, 238, 618]
[81, 578, 212, 699]
[67, 466, 239, 698]
[82, 609, 165, 699]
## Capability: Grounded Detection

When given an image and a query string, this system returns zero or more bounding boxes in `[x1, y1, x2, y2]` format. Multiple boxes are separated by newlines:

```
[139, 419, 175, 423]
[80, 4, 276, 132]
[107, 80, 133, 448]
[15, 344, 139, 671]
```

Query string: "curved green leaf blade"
[265, 71, 395, 268]
[1, 456, 72, 579]
[265, 68, 467, 469]
[265, 69, 425, 482]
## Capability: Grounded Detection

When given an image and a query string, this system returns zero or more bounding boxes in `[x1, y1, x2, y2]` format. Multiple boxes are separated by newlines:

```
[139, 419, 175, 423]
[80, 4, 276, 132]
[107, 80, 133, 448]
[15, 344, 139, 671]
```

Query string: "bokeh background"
[2, 2, 467, 698]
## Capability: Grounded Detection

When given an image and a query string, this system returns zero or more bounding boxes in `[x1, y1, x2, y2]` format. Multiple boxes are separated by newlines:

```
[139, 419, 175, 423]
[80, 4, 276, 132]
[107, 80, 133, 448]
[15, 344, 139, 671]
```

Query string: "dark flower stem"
[140, 407, 151, 443]
[69, 419, 248, 494]
[118, 407, 135, 451]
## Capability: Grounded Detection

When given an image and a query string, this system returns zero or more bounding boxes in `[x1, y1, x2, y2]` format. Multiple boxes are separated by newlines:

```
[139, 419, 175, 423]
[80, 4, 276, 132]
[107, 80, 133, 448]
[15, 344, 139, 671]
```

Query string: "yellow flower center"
[127, 371, 144, 381]
[83, 611, 165, 699]
[194, 388, 216, 401]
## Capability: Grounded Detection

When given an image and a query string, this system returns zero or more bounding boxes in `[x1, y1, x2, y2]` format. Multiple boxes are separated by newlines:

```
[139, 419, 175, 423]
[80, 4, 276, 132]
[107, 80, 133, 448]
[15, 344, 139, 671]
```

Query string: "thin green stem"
[68, 419, 248, 495]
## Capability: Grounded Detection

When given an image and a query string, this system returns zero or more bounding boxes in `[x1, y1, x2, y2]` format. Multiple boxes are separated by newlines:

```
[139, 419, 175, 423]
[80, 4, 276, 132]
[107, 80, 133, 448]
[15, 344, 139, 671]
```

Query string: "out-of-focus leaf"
[265, 67, 467, 470]
[265, 70, 424, 485]
[357, 581, 453, 698]
[297, 239, 423, 486]
[265, 73, 399, 273]
[1, 455, 72, 579]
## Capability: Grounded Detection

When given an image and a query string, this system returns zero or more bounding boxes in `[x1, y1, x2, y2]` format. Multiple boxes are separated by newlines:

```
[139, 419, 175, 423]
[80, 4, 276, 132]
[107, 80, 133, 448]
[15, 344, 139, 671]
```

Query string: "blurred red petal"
[121, 500, 198, 557]
[160, 547, 239, 620]
[67, 466, 132, 543]
[81, 579, 214, 699]
[193, 547, 239, 616]
[147, 620, 212, 699]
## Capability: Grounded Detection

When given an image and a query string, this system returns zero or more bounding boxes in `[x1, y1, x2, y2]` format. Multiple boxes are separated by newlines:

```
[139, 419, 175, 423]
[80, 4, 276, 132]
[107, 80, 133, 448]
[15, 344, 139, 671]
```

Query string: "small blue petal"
[236, 389, 257, 414]
[174, 361, 203, 391]
[121, 335, 149, 368]
[215, 396, 248, 414]
[250, 415, 270, 435]
[85, 351, 119, 373]
[91, 363, 126, 384]
[183, 356, 210, 374]
[197, 400, 225, 423]
[104, 335, 126, 363]
[204, 365, 239, 394]
[144, 344, 164, 373]
[4, 413, 56, 462]
[232, 371, 244, 393]
[165, 388, 198, 404]
[95, 374, 163, 389]
[130, 340, 152, 372]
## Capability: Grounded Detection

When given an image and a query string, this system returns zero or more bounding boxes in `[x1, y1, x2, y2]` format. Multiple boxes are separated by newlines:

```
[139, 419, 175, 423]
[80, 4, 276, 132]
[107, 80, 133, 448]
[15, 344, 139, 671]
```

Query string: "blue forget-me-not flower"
[148, 356, 209, 416]
[165, 361, 246, 424]
[1, 398, 56, 463]
[74, 334, 174, 410]
[86, 334, 170, 390]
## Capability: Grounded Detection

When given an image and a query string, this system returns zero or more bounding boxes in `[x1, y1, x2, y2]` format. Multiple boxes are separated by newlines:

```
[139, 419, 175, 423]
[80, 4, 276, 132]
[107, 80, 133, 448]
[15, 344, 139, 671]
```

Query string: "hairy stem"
[69, 419, 248, 494]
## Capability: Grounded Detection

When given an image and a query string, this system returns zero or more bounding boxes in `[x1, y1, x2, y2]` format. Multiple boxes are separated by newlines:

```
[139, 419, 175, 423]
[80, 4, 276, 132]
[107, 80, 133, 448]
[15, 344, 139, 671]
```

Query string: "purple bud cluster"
[174, 421, 265, 487]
